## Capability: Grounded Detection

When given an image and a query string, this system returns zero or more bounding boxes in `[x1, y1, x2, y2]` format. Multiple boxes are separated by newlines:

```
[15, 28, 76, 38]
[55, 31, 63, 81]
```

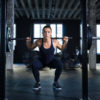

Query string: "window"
[33, 24, 63, 53]
[13, 24, 16, 50]
[56, 24, 63, 53]
[97, 24, 100, 54]
[33, 24, 46, 51]
[80, 24, 82, 55]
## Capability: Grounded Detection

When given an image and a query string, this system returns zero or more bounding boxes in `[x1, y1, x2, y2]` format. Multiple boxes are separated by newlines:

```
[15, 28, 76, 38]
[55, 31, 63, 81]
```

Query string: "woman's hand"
[26, 37, 31, 42]
[63, 36, 69, 43]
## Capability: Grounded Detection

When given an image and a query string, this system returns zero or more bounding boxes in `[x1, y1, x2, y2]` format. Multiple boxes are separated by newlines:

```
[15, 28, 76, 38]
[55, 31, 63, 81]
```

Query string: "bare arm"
[56, 36, 68, 51]
[26, 37, 38, 50]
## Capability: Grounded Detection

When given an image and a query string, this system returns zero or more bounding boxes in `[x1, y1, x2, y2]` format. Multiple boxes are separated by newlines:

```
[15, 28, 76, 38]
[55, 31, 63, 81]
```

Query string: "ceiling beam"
[96, 2, 100, 8]
[42, 0, 45, 19]
[27, 0, 34, 19]
[15, 8, 80, 13]
[14, 0, 23, 17]
[15, 11, 19, 18]
[96, 8, 100, 18]
[48, 0, 52, 18]
[97, 12, 100, 18]
[34, 0, 40, 18]
[49, 0, 56, 19]
[31, 17, 80, 20]
[68, 1, 80, 18]
[20, 0, 30, 18]
[73, 9, 81, 18]
[53, 0, 60, 18]
[58, 0, 68, 18]
[63, 0, 75, 18]
[96, 7, 100, 14]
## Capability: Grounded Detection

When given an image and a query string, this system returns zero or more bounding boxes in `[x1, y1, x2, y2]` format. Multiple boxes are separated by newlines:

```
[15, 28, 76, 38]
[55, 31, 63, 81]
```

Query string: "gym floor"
[6, 64, 100, 100]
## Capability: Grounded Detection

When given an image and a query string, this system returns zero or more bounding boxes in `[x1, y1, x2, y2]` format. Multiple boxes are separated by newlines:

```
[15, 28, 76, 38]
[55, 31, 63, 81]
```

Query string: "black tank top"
[39, 39, 55, 64]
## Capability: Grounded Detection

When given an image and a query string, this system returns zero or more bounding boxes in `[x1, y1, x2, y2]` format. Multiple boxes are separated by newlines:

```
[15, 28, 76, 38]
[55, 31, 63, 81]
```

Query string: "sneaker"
[53, 83, 62, 90]
[33, 83, 41, 91]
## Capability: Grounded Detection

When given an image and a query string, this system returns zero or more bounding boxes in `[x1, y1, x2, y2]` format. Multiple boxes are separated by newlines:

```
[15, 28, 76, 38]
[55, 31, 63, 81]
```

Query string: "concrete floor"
[5, 64, 100, 100]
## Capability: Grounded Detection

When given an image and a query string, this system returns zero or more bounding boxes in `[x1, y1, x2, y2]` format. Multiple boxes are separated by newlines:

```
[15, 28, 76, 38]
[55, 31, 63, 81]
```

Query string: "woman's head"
[42, 25, 52, 38]
[42, 25, 52, 32]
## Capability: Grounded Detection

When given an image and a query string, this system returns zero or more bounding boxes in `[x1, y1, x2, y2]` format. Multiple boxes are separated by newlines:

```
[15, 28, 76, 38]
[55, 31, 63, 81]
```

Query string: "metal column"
[0, 0, 6, 99]
[80, 0, 89, 100]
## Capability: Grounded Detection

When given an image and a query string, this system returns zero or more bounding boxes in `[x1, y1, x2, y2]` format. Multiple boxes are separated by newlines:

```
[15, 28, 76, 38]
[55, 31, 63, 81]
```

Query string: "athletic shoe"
[53, 83, 62, 90]
[33, 83, 41, 91]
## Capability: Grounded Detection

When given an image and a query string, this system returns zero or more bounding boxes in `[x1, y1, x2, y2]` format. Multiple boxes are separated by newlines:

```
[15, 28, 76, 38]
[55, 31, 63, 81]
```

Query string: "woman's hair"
[42, 25, 52, 32]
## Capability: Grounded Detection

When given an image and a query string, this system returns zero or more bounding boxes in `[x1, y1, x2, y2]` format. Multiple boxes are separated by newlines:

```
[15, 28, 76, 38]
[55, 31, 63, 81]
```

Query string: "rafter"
[27, 0, 34, 19]
[58, 0, 68, 18]
[14, 0, 23, 17]
[68, 1, 80, 18]
[48, 0, 52, 18]
[42, 0, 45, 18]
[63, 0, 75, 18]
[53, 0, 60, 18]
[97, 10, 100, 18]
[15, 11, 19, 18]
[34, 0, 40, 18]
[20, 0, 29, 18]
[13, 0, 100, 20]
[73, 9, 81, 18]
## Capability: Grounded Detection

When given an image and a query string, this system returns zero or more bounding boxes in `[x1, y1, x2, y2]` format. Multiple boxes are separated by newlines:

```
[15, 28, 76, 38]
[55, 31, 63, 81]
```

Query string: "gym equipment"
[6, 28, 100, 52]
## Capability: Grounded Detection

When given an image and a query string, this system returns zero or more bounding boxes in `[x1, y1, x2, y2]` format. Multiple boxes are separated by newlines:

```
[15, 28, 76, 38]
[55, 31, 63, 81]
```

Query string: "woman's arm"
[56, 36, 69, 51]
[26, 37, 38, 50]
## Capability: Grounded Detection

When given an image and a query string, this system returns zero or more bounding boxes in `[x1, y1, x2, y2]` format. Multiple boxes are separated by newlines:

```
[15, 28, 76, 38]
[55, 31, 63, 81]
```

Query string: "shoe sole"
[53, 87, 62, 91]
[32, 86, 41, 91]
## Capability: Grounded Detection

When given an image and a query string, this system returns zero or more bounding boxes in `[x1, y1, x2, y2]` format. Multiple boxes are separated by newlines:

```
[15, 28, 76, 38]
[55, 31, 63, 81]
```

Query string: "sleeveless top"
[39, 39, 55, 65]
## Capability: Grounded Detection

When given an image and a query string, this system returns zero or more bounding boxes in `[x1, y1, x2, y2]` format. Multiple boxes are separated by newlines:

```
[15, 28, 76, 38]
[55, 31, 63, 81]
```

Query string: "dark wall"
[14, 19, 80, 63]
[63, 20, 80, 55]
[14, 19, 33, 63]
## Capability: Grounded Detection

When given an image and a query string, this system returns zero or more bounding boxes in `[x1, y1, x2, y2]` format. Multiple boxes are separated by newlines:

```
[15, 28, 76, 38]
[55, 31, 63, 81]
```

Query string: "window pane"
[34, 39, 39, 51]
[57, 24, 63, 53]
[34, 24, 40, 38]
[57, 39, 62, 53]
[97, 24, 100, 54]
[13, 24, 16, 50]
[80, 24, 82, 55]
[57, 24, 62, 37]
[40, 24, 46, 38]
[50, 24, 56, 38]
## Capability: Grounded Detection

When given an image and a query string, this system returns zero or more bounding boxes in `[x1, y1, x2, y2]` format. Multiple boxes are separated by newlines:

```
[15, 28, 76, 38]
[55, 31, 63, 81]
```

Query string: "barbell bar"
[92, 37, 100, 40]
[6, 37, 73, 52]
[8, 36, 100, 41]
[80, 37, 100, 40]
[8, 37, 73, 41]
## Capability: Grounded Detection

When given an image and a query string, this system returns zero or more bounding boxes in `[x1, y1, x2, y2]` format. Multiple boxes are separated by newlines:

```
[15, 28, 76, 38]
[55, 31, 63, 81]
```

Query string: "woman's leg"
[48, 57, 63, 82]
[31, 57, 43, 83]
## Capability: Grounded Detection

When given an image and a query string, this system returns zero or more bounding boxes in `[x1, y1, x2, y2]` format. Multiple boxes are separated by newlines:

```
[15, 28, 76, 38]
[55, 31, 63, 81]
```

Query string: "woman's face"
[42, 28, 52, 39]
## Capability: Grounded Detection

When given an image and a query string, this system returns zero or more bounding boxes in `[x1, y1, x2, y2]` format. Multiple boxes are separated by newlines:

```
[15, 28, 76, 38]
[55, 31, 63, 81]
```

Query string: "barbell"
[8, 37, 73, 41]
[6, 26, 100, 52]
[7, 36, 100, 41]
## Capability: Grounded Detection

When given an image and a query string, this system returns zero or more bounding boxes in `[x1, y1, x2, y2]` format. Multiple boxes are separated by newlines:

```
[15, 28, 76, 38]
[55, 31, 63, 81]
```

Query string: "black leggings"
[31, 57, 63, 83]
